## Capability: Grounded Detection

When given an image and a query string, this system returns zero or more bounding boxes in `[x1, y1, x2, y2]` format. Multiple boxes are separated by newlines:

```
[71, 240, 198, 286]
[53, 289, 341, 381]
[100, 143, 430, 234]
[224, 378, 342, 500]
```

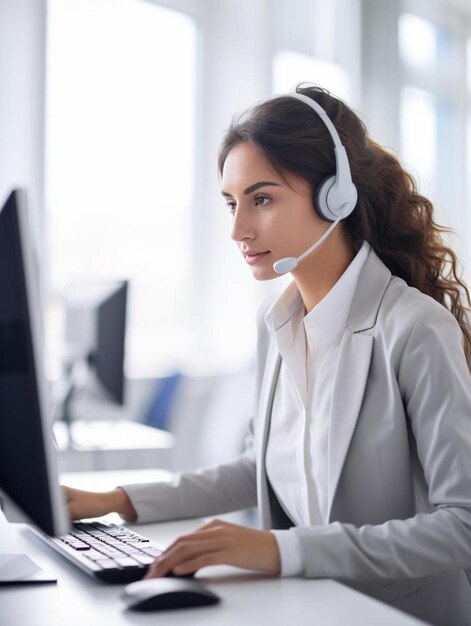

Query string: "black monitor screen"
[64, 280, 128, 406]
[96, 281, 127, 405]
[0, 190, 67, 537]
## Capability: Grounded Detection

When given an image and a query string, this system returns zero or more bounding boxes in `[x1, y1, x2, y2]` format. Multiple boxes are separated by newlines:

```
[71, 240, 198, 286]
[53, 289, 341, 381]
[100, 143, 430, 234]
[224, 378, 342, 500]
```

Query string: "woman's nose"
[230, 207, 255, 242]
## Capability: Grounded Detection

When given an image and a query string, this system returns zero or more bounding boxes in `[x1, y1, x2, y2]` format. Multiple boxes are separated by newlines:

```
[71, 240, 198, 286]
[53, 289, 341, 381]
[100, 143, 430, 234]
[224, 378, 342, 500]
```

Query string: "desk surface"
[54, 420, 175, 473]
[0, 514, 428, 626]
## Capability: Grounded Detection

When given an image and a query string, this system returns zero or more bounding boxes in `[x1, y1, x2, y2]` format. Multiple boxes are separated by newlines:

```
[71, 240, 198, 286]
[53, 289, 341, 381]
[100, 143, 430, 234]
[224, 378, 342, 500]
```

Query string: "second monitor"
[58, 280, 128, 431]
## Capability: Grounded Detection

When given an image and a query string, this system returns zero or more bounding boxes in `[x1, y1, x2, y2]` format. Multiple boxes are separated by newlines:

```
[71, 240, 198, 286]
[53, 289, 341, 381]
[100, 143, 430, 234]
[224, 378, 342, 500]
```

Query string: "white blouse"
[265, 240, 369, 575]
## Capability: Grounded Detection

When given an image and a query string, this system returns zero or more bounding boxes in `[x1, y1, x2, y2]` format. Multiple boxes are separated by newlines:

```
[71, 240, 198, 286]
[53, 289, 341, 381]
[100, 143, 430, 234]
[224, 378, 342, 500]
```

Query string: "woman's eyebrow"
[221, 181, 282, 197]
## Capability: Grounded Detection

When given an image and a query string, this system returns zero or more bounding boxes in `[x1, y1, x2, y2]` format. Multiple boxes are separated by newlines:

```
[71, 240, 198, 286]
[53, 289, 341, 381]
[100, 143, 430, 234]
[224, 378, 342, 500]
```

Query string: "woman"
[65, 85, 471, 626]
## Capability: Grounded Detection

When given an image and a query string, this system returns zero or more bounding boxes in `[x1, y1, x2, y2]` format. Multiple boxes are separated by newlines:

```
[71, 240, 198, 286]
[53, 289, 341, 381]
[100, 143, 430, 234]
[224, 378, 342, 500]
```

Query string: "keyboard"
[48, 521, 164, 583]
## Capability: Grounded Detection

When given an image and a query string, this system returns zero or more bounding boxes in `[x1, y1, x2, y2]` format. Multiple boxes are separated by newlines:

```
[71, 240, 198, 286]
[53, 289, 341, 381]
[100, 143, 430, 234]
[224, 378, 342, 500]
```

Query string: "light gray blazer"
[124, 245, 471, 626]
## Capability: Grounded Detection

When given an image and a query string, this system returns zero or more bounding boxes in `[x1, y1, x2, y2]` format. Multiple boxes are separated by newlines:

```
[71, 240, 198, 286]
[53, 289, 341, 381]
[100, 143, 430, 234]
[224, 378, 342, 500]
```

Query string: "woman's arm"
[64, 485, 137, 521]
[120, 450, 257, 523]
[63, 448, 257, 525]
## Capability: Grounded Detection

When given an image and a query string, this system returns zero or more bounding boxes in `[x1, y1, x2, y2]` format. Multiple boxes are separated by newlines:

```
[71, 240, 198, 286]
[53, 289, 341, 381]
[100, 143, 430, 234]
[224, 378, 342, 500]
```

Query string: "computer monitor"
[0, 190, 69, 573]
[64, 280, 128, 406]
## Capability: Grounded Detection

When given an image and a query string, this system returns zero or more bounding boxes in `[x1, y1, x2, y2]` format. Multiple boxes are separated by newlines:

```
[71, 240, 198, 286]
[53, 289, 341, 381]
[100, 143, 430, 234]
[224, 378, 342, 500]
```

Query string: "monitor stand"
[0, 554, 57, 584]
[0, 492, 57, 584]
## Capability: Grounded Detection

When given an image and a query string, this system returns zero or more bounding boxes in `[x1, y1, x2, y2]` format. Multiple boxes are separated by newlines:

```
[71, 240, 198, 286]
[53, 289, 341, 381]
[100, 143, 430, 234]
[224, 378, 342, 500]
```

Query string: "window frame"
[362, 0, 471, 284]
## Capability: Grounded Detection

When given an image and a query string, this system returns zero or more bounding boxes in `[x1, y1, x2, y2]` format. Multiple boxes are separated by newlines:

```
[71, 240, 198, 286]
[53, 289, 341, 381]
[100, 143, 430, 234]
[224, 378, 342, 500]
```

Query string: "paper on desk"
[0, 554, 42, 582]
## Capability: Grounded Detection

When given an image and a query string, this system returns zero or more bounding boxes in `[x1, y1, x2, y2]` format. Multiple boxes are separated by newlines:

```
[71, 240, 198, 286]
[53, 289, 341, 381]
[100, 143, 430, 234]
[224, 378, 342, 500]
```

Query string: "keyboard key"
[113, 557, 141, 568]
[95, 546, 125, 557]
[80, 560, 101, 571]
[117, 547, 141, 556]
[93, 559, 118, 569]
[139, 547, 162, 556]
[132, 554, 155, 565]
[85, 549, 113, 561]
[61, 538, 91, 551]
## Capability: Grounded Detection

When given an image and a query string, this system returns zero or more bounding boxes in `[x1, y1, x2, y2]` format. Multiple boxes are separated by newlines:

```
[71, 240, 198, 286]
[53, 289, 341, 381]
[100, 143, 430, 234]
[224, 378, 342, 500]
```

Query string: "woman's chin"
[249, 267, 280, 281]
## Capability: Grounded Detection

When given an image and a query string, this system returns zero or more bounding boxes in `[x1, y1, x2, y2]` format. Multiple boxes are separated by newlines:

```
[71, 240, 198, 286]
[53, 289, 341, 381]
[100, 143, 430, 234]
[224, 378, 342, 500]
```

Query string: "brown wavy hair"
[218, 84, 471, 367]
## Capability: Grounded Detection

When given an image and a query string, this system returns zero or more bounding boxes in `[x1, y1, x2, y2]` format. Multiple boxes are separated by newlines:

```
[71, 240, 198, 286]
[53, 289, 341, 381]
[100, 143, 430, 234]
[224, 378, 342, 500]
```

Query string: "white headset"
[272, 92, 358, 275]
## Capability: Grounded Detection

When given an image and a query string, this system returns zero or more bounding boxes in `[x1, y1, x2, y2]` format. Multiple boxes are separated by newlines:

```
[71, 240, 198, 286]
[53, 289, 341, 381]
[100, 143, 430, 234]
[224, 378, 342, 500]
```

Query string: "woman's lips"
[244, 251, 270, 265]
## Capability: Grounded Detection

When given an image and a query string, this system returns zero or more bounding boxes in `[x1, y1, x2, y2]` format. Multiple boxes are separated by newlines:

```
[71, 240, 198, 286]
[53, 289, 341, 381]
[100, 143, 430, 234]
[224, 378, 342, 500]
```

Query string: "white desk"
[0, 513, 429, 626]
[54, 420, 175, 473]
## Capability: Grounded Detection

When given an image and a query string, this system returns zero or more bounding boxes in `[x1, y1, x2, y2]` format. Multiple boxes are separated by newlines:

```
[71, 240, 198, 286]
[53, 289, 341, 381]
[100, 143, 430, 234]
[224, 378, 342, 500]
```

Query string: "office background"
[1, 0, 470, 384]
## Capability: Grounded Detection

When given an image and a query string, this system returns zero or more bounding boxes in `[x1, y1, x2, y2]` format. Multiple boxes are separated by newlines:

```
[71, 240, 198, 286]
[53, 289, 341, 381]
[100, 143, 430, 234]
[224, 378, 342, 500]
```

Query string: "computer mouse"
[121, 577, 221, 611]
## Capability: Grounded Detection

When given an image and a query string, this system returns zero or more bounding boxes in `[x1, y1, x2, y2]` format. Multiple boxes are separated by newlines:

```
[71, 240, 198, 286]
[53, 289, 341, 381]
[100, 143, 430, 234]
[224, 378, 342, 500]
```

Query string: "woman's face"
[221, 141, 330, 281]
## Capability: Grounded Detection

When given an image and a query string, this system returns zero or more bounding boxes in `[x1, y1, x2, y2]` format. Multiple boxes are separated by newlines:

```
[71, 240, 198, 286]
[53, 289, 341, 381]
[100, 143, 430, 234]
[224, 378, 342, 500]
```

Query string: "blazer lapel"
[327, 330, 373, 519]
[256, 340, 282, 528]
[326, 244, 392, 520]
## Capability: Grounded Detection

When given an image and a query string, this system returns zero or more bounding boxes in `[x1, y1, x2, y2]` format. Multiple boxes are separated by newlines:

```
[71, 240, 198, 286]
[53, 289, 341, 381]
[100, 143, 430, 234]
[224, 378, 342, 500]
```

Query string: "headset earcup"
[314, 176, 337, 222]
[315, 175, 358, 222]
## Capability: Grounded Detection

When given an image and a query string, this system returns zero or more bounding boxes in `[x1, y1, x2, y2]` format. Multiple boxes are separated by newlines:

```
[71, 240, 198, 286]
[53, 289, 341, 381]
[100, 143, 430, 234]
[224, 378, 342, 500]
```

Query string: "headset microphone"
[272, 92, 358, 275]
[273, 209, 348, 274]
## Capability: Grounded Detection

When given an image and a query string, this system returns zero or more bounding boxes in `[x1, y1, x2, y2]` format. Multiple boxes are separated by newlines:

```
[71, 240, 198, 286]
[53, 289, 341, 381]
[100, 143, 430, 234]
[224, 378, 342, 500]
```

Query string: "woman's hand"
[63, 486, 137, 521]
[144, 518, 281, 578]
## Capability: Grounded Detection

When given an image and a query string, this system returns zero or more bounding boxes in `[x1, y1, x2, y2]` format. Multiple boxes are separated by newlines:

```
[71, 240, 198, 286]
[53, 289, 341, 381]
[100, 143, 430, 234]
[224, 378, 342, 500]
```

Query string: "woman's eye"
[226, 202, 236, 214]
[254, 195, 269, 207]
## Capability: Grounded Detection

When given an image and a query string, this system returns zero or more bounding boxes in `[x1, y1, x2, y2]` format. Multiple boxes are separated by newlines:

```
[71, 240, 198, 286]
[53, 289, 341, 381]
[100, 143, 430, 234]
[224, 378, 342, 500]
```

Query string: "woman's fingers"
[145, 531, 224, 578]
[172, 552, 222, 575]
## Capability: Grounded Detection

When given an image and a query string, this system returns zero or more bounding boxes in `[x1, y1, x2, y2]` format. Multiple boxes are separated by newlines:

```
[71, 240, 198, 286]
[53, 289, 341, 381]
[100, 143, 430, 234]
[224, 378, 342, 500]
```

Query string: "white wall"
[188, 0, 274, 368]
[0, 0, 47, 246]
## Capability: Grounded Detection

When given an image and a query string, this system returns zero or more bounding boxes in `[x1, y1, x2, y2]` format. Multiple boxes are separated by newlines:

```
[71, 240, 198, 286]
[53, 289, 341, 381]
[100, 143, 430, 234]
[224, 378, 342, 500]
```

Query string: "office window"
[363, 2, 471, 281]
[46, 0, 196, 377]
[468, 37, 471, 93]
[400, 87, 437, 199]
[273, 50, 350, 101]
[399, 13, 438, 69]
[468, 113, 471, 256]
[398, 8, 463, 226]
[399, 11, 455, 76]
